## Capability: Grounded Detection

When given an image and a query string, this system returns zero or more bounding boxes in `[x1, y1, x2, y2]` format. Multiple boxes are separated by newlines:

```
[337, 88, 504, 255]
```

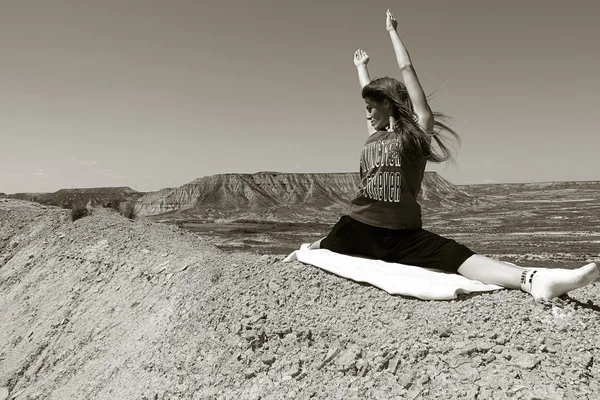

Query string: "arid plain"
[181, 180, 600, 270]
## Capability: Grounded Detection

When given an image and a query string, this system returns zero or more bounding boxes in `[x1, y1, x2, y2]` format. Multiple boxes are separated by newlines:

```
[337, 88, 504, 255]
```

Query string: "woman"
[310, 10, 598, 300]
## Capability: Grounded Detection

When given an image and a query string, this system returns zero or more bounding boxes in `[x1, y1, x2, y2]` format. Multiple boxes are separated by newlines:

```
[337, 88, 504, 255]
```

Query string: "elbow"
[423, 107, 433, 120]
[398, 63, 414, 72]
[416, 106, 433, 120]
[418, 111, 435, 129]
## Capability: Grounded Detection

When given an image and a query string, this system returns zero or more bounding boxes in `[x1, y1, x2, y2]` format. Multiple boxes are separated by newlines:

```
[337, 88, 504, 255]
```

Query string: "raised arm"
[354, 49, 376, 136]
[386, 10, 434, 132]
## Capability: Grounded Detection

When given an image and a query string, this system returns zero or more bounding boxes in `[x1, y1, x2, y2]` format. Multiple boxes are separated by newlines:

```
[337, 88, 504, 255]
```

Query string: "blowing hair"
[362, 76, 459, 164]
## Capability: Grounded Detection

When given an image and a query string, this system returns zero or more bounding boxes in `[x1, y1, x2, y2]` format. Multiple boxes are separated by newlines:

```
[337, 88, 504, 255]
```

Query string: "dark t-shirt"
[349, 130, 426, 230]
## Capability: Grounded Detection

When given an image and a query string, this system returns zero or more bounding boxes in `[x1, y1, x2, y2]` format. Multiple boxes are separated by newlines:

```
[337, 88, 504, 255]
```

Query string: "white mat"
[284, 244, 504, 300]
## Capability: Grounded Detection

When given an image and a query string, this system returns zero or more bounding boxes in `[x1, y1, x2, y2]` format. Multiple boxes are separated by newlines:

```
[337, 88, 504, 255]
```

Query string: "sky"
[1, 0, 598, 194]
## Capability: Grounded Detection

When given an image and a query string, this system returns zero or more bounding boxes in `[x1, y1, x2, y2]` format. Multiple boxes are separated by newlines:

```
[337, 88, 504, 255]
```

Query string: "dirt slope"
[1, 199, 599, 400]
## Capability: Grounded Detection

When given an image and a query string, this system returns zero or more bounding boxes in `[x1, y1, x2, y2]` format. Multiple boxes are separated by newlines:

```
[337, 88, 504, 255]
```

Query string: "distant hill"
[460, 180, 600, 196]
[3, 172, 482, 222]
[8, 187, 144, 209]
[137, 171, 478, 222]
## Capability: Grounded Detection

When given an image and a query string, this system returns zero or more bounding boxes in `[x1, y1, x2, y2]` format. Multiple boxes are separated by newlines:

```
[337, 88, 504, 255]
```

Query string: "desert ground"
[1, 183, 600, 399]
[185, 183, 600, 270]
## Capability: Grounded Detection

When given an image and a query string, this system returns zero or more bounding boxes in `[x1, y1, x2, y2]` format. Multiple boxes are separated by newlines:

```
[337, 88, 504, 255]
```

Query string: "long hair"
[362, 77, 459, 164]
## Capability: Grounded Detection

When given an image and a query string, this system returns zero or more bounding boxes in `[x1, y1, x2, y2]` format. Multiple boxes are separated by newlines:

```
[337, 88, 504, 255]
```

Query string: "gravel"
[0, 199, 599, 399]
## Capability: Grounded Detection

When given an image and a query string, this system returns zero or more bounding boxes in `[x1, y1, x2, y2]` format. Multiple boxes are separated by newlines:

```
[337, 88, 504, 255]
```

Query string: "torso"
[349, 130, 426, 230]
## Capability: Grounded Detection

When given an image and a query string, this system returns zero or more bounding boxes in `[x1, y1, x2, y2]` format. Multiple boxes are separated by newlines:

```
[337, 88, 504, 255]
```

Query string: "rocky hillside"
[136, 172, 477, 222]
[8, 187, 144, 209]
[1, 199, 600, 399]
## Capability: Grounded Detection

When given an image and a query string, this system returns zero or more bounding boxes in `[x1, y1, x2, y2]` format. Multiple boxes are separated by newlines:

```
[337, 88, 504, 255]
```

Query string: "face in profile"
[365, 98, 392, 131]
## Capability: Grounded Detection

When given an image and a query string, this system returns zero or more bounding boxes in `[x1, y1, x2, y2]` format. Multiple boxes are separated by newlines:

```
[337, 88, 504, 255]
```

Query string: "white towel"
[284, 244, 504, 300]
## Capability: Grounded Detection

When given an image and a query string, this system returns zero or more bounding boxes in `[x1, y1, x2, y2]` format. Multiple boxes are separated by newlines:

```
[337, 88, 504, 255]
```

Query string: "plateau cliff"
[137, 171, 477, 222]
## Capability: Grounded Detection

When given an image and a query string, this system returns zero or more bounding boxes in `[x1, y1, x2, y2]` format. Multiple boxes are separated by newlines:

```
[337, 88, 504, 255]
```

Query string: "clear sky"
[1, 0, 598, 194]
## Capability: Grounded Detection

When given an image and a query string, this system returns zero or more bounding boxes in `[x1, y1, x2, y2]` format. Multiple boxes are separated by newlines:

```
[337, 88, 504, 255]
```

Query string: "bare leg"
[458, 254, 599, 300]
[457, 254, 523, 289]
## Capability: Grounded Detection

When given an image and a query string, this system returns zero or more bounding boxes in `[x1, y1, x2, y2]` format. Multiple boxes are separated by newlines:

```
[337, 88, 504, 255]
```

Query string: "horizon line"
[3, 171, 600, 196]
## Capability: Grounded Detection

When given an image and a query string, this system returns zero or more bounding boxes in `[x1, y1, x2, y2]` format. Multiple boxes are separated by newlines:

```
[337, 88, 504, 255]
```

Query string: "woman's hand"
[386, 9, 398, 32]
[353, 49, 370, 67]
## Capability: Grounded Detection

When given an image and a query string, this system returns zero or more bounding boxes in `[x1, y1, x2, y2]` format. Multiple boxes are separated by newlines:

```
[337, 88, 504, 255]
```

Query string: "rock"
[513, 355, 540, 370]
[544, 344, 559, 353]
[244, 329, 266, 349]
[286, 363, 302, 378]
[243, 331, 257, 342]
[275, 326, 292, 337]
[495, 336, 509, 345]
[414, 348, 428, 359]
[491, 345, 504, 354]
[577, 353, 594, 369]
[261, 353, 276, 365]
[335, 345, 362, 373]
[459, 344, 479, 356]
[356, 359, 370, 377]
[477, 341, 495, 352]
[247, 313, 267, 325]
[397, 372, 414, 389]
[438, 344, 453, 355]
[0, 387, 8, 400]
[529, 386, 565, 400]
[456, 364, 480, 383]
[317, 344, 340, 370]
[387, 355, 401, 375]
[244, 369, 256, 379]
[434, 327, 452, 338]
[280, 332, 297, 346]
[6, 389, 25, 400]
[524, 343, 538, 354]
[483, 354, 496, 363]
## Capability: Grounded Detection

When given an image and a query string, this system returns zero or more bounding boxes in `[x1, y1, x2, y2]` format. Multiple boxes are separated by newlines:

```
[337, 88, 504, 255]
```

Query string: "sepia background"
[1, 0, 599, 194]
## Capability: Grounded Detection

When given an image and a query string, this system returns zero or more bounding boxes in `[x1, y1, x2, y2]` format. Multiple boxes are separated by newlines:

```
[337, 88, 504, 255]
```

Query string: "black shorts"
[320, 215, 476, 273]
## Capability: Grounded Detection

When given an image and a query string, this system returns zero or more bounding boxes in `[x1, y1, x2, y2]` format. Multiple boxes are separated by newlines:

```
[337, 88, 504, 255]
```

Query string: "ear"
[383, 98, 393, 111]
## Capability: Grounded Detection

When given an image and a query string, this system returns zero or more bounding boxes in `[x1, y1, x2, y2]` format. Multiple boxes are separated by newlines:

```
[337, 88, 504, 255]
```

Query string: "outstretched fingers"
[386, 9, 398, 31]
[353, 49, 369, 66]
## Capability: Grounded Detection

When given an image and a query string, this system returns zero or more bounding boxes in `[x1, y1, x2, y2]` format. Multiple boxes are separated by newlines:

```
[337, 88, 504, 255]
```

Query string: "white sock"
[520, 263, 599, 300]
